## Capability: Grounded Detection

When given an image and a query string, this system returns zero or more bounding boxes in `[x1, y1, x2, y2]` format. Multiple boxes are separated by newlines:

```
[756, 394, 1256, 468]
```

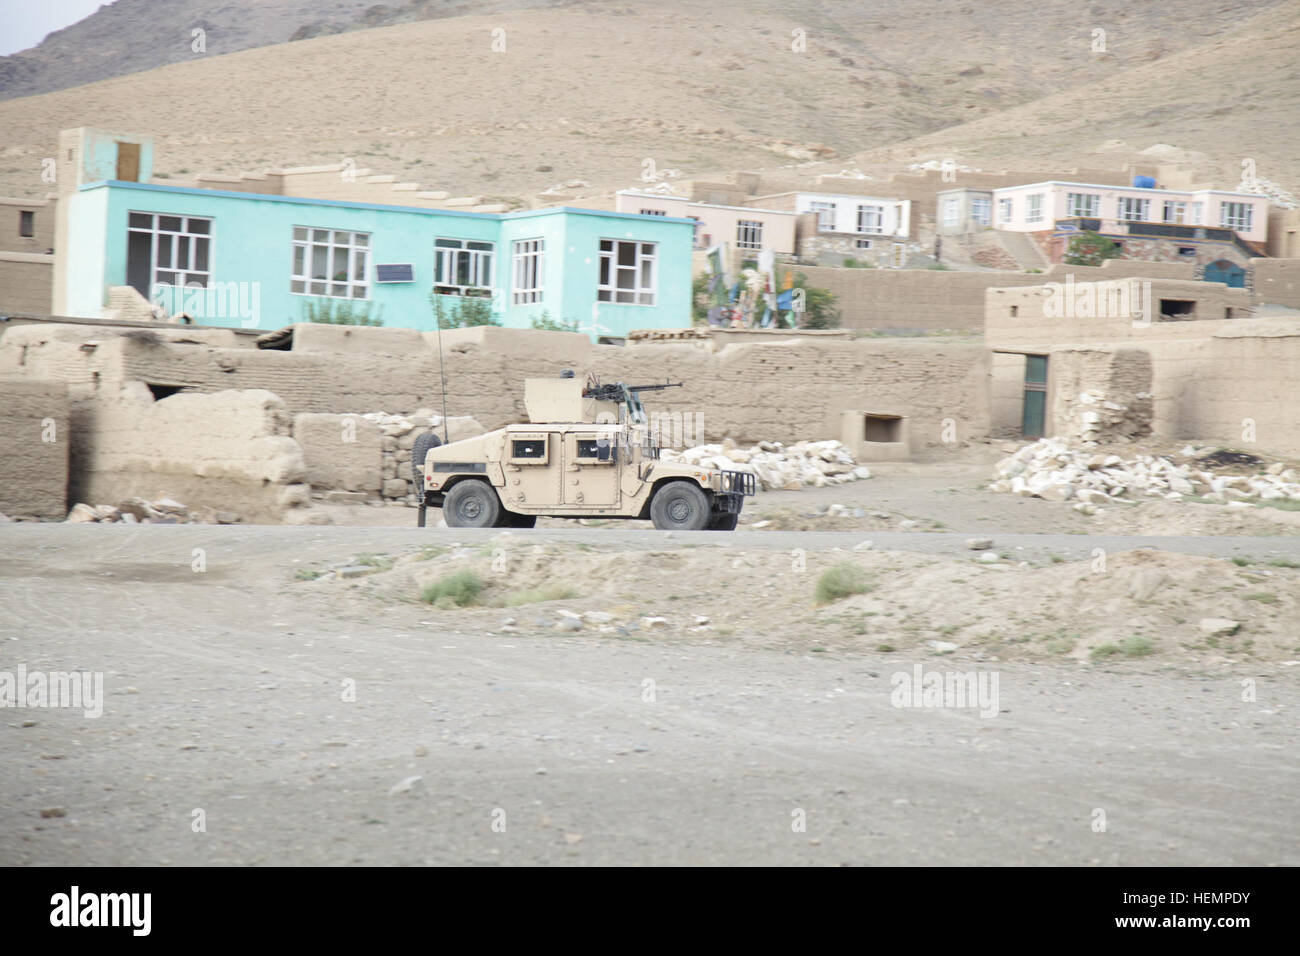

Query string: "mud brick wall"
[292, 413, 383, 494]
[1048, 347, 1153, 443]
[0, 379, 69, 517]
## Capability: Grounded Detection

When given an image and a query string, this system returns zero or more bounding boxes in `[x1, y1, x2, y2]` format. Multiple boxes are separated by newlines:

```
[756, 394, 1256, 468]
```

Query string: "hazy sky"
[0, 0, 107, 56]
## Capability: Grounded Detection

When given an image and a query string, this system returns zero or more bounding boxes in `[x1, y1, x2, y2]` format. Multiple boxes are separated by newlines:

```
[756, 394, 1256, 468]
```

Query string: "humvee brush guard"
[415, 374, 755, 530]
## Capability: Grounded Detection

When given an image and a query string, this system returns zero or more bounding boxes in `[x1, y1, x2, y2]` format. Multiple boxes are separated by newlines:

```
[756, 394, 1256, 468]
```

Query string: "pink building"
[615, 190, 798, 255]
[992, 181, 1267, 245]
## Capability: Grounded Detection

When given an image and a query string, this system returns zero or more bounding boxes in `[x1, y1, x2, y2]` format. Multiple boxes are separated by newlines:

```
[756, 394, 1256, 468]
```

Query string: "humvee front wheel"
[650, 481, 712, 531]
[443, 479, 502, 528]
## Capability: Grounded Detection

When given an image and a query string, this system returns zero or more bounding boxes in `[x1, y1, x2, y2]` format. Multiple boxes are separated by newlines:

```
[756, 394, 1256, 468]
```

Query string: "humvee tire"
[411, 432, 443, 485]
[650, 481, 712, 531]
[443, 479, 502, 528]
[707, 512, 739, 531]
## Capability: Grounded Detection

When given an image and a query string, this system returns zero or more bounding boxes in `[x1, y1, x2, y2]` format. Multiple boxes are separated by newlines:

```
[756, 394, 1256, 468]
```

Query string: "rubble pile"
[990, 437, 1300, 506]
[361, 410, 482, 500]
[661, 439, 871, 491]
[64, 497, 240, 524]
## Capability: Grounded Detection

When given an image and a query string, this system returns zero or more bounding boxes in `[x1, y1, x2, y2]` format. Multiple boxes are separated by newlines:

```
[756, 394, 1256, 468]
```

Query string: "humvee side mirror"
[596, 437, 611, 462]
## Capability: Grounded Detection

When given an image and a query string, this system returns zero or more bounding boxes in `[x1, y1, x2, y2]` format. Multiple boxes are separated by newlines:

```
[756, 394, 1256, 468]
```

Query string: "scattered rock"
[639, 616, 669, 629]
[1199, 618, 1241, 636]
[966, 538, 993, 551]
[977, 552, 1000, 563]
[388, 775, 425, 796]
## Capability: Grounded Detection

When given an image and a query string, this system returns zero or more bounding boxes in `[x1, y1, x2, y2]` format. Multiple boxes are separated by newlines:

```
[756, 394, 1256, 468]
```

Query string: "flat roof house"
[53, 130, 694, 338]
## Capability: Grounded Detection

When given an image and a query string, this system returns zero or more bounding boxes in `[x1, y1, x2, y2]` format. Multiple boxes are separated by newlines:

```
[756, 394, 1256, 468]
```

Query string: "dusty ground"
[2, 474, 1297, 865]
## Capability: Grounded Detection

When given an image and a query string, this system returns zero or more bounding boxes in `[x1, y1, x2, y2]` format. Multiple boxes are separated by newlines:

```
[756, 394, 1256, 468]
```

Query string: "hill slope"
[0, 0, 1293, 202]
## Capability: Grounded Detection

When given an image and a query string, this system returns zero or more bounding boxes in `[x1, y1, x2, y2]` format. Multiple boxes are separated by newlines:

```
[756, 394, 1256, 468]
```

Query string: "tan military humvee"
[413, 374, 755, 530]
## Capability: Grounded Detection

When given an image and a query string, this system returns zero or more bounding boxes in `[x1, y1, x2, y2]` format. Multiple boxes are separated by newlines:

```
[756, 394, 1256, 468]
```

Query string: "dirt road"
[2, 523, 1296, 866]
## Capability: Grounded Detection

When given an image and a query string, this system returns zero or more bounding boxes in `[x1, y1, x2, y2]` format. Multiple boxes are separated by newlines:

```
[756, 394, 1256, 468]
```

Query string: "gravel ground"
[2, 522, 1296, 866]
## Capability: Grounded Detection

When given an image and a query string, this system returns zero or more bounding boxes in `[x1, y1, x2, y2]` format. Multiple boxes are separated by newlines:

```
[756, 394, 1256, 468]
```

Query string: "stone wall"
[0, 253, 54, 314]
[797, 259, 1201, 332]
[1047, 348, 1153, 443]
[293, 413, 384, 494]
[1252, 258, 1300, 309]
[71, 385, 317, 523]
[0, 379, 68, 518]
[0, 323, 992, 454]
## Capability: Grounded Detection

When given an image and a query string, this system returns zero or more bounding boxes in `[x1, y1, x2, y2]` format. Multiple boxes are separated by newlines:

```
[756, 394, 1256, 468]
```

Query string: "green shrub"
[815, 563, 875, 604]
[301, 298, 384, 326]
[429, 291, 501, 329]
[421, 570, 484, 607]
[528, 310, 579, 332]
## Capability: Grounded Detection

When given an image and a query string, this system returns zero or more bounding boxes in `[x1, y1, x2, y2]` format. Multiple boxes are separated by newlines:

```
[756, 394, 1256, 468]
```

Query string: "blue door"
[1204, 259, 1246, 288]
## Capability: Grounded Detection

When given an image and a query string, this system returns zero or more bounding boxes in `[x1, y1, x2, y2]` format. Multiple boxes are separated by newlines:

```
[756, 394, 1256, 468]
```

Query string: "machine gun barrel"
[626, 382, 684, 392]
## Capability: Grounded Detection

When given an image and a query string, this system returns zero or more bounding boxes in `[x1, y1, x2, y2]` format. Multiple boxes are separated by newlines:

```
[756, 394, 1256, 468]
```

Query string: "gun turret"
[581, 380, 682, 424]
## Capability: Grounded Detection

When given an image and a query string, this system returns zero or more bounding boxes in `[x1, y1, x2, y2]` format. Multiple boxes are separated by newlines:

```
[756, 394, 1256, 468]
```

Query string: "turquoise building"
[57, 152, 694, 340]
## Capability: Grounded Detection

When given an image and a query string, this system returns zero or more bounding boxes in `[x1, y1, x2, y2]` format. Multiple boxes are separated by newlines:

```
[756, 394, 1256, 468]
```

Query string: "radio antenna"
[435, 315, 449, 444]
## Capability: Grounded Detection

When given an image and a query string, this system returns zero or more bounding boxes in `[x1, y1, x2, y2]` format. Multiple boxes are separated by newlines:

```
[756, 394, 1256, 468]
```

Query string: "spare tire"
[411, 431, 443, 486]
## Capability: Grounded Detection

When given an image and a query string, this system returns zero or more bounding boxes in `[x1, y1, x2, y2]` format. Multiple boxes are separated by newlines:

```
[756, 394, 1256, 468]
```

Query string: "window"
[512, 238, 544, 305]
[970, 197, 991, 226]
[810, 201, 837, 231]
[508, 434, 549, 464]
[433, 237, 493, 297]
[597, 239, 656, 305]
[1067, 193, 1100, 218]
[736, 220, 763, 250]
[688, 216, 703, 248]
[291, 227, 369, 298]
[639, 208, 667, 216]
[855, 238, 873, 249]
[857, 204, 884, 234]
[512, 439, 546, 459]
[19, 210, 34, 238]
[1191, 202, 1204, 225]
[1221, 202, 1253, 231]
[127, 212, 212, 295]
[998, 197, 1013, 223]
[1178, 246, 1196, 257]
[942, 199, 959, 228]
[1025, 194, 1045, 224]
[1117, 197, 1150, 222]
[1163, 200, 1188, 224]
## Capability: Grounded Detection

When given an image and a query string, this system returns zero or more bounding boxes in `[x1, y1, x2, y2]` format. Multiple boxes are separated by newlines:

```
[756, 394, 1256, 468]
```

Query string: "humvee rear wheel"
[443, 479, 502, 528]
[650, 481, 712, 531]
[707, 512, 739, 531]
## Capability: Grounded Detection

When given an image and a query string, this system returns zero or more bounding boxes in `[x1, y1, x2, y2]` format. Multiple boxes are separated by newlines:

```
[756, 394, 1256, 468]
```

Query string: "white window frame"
[1025, 193, 1045, 224]
[942, 199, 959, 228]
[1117, 197, 1150, 222]
[434, 237, 494, 297]
[998, 197, 1013, 224]
[736, 219, 763, 250]
[810, 201, 837, 232]
[129, 211, 213, 290]
[970, 197, 991, 226]
[857, 204, 884, 235]
[291, 226, 369, 298]
[1163, 200, 1188, 224]
[1191, 202, 1204, 225]
[1067, 193, 1100, 218]
[1220, 202, 1253, 231]
[597, 238, 656, 306]
[511, 238, 544, 305]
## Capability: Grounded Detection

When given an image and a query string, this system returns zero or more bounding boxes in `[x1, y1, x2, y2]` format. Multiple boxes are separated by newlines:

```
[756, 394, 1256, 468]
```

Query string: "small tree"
[429, 290, 502, 329]
[1064, 230, 1122, 267]
[791, 272, 841, 329]
[529, 310, 579, 332]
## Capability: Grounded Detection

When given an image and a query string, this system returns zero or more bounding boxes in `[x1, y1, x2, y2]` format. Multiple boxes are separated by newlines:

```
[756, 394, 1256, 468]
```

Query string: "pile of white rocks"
[989, 437, 1300, 506]
[65, 497, 239, 524]
[660, 439, 871, 491]
[360, 410, 483, 500]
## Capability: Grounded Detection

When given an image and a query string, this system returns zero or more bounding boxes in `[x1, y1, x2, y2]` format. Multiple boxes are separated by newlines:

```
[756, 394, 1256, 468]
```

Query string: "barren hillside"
[0, 0, 1294, 201]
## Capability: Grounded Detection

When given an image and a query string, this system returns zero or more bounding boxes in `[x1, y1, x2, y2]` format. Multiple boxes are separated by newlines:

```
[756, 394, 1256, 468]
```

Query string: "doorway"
[1022, 354, 1047, 438]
